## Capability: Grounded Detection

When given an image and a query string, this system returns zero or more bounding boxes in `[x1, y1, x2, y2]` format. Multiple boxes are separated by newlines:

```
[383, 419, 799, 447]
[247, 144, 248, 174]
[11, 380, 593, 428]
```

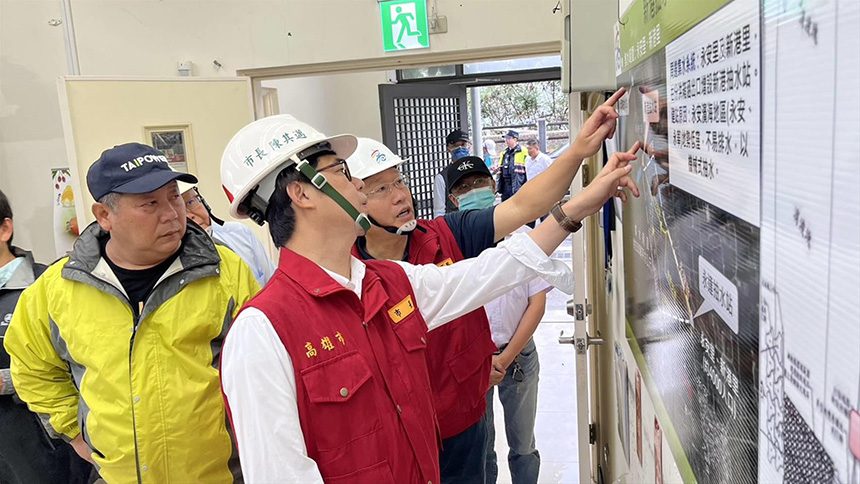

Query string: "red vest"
[233, 248, 440, 484]
[354, 219, 496, 439]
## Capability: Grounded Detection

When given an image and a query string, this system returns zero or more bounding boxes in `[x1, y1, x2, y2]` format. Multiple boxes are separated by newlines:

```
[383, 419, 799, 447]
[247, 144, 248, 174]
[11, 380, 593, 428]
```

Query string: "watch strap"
[550, 201, 583, 233]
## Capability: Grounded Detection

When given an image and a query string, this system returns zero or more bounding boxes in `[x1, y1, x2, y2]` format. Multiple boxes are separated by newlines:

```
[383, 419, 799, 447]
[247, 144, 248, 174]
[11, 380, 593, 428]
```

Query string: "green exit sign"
[380, 0, 430, 52]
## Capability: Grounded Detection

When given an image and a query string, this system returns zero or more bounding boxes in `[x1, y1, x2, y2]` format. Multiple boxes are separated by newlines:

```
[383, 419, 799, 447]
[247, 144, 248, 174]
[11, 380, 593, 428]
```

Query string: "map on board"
[619, 2, 762, 481]
[758, 0, 860, 482]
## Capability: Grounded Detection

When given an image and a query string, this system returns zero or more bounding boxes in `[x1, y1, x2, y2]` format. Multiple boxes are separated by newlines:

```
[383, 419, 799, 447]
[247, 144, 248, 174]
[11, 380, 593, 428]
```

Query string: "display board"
[758, 0, 860, 482]
[615, 0, 859, 482]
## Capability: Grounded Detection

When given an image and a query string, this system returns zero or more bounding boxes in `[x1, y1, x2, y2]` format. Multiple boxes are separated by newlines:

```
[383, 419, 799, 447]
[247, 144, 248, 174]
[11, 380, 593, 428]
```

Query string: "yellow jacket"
[4, 222, 259, 483]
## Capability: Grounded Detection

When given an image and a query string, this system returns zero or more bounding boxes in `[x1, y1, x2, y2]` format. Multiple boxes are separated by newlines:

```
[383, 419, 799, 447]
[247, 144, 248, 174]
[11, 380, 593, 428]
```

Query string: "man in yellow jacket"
[3, 143, 260, 483]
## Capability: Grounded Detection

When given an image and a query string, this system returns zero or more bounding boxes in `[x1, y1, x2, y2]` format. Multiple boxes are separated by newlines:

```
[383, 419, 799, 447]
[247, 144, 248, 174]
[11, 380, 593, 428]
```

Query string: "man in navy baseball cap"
[87, 143, 197, 201]
[3, 141, 260, 481]
[85, 142, 200, 269]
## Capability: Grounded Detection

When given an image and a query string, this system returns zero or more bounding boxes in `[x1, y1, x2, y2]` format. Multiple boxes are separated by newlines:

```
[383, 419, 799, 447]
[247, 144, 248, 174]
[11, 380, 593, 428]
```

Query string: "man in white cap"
[483, 139, 498, 169]
[345, 89, 630, 483]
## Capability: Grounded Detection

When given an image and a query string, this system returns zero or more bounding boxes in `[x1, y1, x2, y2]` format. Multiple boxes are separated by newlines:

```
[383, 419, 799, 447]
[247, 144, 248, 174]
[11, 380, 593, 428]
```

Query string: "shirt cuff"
[0, 368, 14, 395]
[497, 233, 575, 294]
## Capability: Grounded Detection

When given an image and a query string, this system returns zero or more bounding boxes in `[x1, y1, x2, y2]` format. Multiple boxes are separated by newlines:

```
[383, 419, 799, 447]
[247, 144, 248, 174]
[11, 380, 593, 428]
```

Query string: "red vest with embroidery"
[233, 248, 440, 484]
[354, 218, 496, 439]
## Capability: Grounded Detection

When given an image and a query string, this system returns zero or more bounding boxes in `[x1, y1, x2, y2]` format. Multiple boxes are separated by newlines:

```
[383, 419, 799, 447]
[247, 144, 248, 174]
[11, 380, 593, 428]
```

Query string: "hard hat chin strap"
[367, 216, 422, 235]
[295, 160, 372, 233]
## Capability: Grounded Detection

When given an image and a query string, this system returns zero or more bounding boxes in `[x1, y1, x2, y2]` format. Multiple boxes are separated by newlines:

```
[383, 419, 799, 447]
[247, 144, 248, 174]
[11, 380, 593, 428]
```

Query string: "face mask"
[457, 187, 495, 211]
[0, 257, 24, 288]
[452, 146, 470, 161]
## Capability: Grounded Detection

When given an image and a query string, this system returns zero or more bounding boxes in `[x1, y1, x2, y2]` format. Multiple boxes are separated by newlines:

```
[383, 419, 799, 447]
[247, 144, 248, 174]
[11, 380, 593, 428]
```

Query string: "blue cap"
[87, 143, 197, 201]
[504, 130, 519, 139]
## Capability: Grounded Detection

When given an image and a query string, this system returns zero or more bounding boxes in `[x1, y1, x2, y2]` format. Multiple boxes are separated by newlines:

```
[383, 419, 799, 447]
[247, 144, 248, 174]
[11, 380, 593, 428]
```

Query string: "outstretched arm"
[492, 89, 627, 241]
[400, 142, 640, 329]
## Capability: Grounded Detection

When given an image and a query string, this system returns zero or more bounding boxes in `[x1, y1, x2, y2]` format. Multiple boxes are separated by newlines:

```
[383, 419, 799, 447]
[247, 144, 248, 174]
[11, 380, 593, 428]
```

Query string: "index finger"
[627, 141, 642, 155]
[603, 87, 628, 107]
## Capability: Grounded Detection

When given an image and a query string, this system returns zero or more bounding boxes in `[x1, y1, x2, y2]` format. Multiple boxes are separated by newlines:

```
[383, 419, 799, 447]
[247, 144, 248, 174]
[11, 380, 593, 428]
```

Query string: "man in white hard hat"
[177, 179, 276, 287]
[345, 89, 629, 483]
[219, 114, 640, 483]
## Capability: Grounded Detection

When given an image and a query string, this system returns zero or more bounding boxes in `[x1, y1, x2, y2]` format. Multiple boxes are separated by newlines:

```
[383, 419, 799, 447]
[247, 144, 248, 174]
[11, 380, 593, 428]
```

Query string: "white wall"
[262, 71, 389, 141]
[0, 0, 72, 261]
[0, 0, 561, 261]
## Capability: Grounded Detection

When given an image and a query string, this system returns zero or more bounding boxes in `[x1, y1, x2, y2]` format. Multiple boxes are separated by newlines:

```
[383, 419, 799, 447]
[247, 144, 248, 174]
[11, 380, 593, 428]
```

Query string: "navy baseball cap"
[504, 130, 519, 139]
[445, 129, 470, 146]
[87, 143, 198, 201]
[445, 156, 492, 192]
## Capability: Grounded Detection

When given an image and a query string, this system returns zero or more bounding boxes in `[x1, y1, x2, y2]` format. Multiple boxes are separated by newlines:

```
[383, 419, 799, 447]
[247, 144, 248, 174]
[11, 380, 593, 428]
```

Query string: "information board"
[758, 0, 860, 482]
[616, 0, 860, 482]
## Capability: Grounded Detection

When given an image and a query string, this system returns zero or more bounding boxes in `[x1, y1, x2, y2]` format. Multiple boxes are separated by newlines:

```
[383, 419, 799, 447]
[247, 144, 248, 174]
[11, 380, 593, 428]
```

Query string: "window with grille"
[391, 96, 463, 220]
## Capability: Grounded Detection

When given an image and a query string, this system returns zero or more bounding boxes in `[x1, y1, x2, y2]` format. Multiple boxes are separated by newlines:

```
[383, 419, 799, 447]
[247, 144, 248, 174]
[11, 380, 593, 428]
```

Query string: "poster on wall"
[757, 0, 860, 483]
[52, 168, 79, 257]
[617, 0, 760, 482]
[145, 125, 195, 173]
[618, 0, 860, 482]
[615, 342, 631, 464]
[665, 4, 761, 227]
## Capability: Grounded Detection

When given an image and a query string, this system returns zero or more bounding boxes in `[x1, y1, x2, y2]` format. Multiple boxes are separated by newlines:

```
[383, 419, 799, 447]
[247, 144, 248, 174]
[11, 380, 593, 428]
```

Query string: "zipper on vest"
[129, 310, 144, 484]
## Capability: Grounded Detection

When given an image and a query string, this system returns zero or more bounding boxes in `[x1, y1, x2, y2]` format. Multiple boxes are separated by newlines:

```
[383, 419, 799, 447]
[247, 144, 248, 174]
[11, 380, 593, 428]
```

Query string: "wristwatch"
[550, 201, 583, 233]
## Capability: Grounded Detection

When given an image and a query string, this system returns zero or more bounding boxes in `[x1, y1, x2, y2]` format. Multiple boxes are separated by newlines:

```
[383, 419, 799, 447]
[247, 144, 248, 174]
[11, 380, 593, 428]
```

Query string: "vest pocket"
[323, 460, 396, 484]
[392, 316, 427, 353]
[300, 350, 382, 451]
[447, 326, 495, 384]
[446, 325, 497, 409]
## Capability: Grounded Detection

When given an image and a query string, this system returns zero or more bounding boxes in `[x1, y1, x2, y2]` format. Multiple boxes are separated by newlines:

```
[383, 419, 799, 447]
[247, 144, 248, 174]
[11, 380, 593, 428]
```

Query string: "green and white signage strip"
[617, 0, 733, 74]
[380, 0, 430, 52]
[626, 319, 698, 484]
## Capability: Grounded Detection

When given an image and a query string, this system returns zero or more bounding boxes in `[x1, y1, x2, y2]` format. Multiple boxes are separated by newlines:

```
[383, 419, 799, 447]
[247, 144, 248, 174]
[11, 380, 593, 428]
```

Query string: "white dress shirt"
[221, 233, 572, 483]
[484, 227, 552, 347]
[485, 279, 552, 348]
[525, 152, 553, 182]
[211, 222, 276, 287]
[432, 172, 448, 218]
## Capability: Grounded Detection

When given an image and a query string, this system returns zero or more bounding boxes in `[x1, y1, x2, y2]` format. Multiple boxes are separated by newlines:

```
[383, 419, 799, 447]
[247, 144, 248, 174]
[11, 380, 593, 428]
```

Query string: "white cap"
[483, 139, 497, 156]
[345, 137, 405, 180]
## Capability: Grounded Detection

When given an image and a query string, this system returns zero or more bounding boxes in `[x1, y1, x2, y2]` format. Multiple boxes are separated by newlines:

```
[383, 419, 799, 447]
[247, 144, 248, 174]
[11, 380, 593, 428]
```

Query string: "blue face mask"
[452, 146, 471, 161]
[457, 187, 495, 211]
[0, 257, 24, 289]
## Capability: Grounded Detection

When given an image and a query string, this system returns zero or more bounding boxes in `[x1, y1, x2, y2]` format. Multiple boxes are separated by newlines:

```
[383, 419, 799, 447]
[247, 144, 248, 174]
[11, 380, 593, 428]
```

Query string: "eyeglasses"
[184, 195, 202, 209]
[450, 176, 493, 197]
[365, 176, 410, 199]
[317, 159, 352, 182]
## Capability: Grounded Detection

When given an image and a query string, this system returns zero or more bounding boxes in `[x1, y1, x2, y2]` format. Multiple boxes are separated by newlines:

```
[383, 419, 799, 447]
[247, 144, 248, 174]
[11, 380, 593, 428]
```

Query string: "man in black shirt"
[98, 237, 182, 315]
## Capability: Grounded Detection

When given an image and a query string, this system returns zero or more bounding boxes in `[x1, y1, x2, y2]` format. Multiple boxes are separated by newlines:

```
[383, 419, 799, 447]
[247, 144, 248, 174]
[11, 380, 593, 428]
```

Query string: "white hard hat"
[168, 166, 197, 193]
[346, 138, 405, 180]
[221, 114, 357, 222]
[177, 179, 197, 194]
